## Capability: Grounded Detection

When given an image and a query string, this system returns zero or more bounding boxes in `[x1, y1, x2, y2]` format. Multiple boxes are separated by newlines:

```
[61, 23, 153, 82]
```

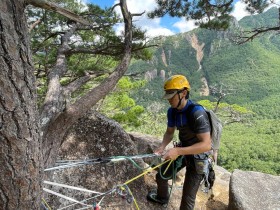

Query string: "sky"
[84, 0, 278, 38]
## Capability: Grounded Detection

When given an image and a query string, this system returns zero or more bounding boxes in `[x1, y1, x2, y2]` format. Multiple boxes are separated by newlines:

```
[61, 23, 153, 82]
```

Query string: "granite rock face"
[229, 169, 280, 210]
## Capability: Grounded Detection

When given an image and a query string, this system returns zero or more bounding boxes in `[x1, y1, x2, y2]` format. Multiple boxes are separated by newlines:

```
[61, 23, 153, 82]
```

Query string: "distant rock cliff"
[186, 33, 210, 96]
[161, 48, 168, 67]
[144, 68, 158, 81]
[186, 34, 205, 71]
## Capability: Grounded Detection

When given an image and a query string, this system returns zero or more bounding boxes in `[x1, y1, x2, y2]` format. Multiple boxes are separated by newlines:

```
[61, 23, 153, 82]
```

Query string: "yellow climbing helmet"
[164, 75, 190, 91]
[163, 75, 191, 99]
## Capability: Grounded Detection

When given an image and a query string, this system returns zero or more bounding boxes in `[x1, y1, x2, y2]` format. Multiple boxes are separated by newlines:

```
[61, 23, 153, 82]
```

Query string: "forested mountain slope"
[128, 7, 280, 119]
[124, 7, 280, 175]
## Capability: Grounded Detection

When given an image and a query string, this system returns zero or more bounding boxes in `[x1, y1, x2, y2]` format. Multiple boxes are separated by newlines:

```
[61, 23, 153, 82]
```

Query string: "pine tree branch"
[237, 26, 280, 44]
[26, 0, 90, 25]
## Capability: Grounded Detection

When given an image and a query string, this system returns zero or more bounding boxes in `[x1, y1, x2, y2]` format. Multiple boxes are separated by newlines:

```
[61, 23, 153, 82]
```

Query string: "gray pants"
[156, 156, 204, 210]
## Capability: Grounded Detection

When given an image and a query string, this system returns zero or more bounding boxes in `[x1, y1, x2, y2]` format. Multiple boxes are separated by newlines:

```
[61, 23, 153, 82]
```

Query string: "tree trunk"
[41, 0, 133, 168]
[0, 0, 42, 209]
[0, 0, 132, 208]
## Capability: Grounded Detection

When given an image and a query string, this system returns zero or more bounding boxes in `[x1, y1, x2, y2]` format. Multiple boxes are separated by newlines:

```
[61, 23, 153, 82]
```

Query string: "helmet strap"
[176, 92, 183, 108]
[176, 88, 187, 108]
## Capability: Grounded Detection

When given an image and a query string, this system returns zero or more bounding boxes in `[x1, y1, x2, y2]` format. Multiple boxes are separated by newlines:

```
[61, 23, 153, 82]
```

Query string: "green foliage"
[28, 0, 151, 108]
[100, 77, 146, 128]
[148, 0, 236, 30]
[113, 105, 145, 127]
[239, 7, 278, 29]
[220, 120, 280, 175]
[148, 0, 273, 30]
[127, 100, 280, 175]
[230, 104, 251, 114]
[197, 100, 216, 110]
[117, 76, 146, 90]
[201, 34, 280, 119]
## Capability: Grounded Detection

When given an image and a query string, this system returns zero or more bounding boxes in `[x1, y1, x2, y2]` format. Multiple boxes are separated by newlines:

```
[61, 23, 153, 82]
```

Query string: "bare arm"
[163, 132, 211, 160]
[154, 126, 175, 155]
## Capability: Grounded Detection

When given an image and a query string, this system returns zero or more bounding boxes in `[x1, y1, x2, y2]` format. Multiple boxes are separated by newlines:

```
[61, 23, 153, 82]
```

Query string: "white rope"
[43, 188, 91, 207]
[58, 190, 114, 210]
[44, 162, 86, 171]
[73, 206, 91, 210]
[44, 181, 102, 195]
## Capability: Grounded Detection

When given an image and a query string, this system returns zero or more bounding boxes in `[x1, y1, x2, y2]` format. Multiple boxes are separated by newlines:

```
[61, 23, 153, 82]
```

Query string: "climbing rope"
[57, 189, 113, 210]
[45, 153, 158, 172]
[158, 155, 185, 208]
[123, 159, 170, 186]
[43, 188, 92, 208]
[41, 198, 52, 210]
[44, 181, 103, 195]
[43, 153, 169, 210]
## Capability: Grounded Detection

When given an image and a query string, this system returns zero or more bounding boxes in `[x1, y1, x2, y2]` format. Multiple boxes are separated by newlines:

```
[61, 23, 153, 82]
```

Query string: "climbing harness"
[193, 154, 216, 193]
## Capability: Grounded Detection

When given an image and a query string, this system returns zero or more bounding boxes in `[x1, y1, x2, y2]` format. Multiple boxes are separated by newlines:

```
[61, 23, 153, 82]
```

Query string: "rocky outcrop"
[160, 69, 165, 80]
[47, 112, 280, 210]
[229, 169, 280, 210]
[161, 48, 168, 67]
[144, 69, 158, 81]
[45, 111, 145, 209]
[186, 33, 210, 96]
[44, 112, 230, 210]
[186, 34, 204, 71]
[200, 77, 210, 96]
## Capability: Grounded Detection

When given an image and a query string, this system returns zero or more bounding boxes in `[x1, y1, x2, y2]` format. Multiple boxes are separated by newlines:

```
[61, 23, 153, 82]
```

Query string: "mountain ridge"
[128, 7, 280, 119]
[124, 7, 280, 175]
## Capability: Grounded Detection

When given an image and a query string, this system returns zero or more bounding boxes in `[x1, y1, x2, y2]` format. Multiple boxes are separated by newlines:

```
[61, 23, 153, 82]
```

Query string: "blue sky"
[84, 0, 277, 37]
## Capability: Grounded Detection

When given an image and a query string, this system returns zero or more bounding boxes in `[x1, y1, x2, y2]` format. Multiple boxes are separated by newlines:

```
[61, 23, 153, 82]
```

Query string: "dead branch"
[29, 18, 41, 32]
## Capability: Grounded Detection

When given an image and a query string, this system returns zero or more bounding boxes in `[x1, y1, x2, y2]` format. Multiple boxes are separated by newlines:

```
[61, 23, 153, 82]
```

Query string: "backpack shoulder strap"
[186, 103, 203, 117]
[185, 103, 203, 131]
[171, 103, 203, 130]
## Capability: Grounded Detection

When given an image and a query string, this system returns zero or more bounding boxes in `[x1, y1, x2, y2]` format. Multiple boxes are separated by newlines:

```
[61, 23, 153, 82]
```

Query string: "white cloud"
[231, 1, 251, 20]
[125, 0, 156, 13]
[265, 0, 280, 10]
[84, 0, 280, 37]
[113, 0, 175, 37]
[145, 26, 175, 37]
[173, 18, 197, 33]
[130, 15, 175, 37]
[231, 0, 280, 21]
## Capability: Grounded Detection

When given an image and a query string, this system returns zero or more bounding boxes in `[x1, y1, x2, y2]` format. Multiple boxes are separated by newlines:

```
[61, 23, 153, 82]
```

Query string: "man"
[147, 75, 212, 210]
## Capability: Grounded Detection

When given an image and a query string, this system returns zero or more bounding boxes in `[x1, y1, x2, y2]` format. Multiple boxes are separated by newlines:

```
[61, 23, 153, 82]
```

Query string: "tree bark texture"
[0, 0, 42, 209]
[0, 0, 132, 208]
